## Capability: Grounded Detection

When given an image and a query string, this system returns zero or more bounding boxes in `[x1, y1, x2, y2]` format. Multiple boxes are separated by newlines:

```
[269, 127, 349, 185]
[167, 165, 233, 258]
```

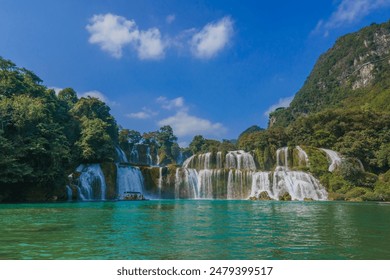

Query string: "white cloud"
[80, 90, 108, 102]
[156, 96, 185, 110]
[86, 13, 165, 59]
[191, 16, 234, 59]
[314, 0, 390, 36]
[166, 14, 176, 24]
[86, 13, 235, 60]
[126, 107, 158, 119]
[86, 13, 139, 58]
[264, 96, 294, 116]
[127, 112, 151, 119]
[156, 96, 226, 137]
[158, 111, 227, 137]
[79, 90, 118, 106]
[137, 28, 165, 60]
[49, 87, 63, 95]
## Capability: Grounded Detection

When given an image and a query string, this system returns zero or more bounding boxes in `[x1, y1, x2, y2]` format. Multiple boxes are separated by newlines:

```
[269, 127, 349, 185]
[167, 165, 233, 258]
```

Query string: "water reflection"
[0, 201, 389, 259]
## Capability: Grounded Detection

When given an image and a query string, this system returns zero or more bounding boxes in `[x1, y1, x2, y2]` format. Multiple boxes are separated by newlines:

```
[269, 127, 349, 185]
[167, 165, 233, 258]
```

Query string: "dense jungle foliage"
[0, 57, 179, 201]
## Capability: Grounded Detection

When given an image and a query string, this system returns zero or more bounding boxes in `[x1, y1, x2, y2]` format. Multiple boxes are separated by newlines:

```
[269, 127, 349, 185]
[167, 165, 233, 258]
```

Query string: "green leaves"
[76, 117, 114, 162]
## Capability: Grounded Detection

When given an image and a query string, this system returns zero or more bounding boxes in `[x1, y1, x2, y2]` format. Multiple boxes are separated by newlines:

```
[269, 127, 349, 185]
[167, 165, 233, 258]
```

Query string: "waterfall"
[266, 147, 328, 201]
[173, 168, 199, 199]
[356, 159, 365, 171]
[226, 153, 237, 169]
[172, 149, 328, 200]
[198, 169, 213, 199]
[321, 148, 342, 172]
[186, 169, 199, 198]
[276, 147, 289, 170]
[296, 146, 309, 167]
[76, 164, 107, 201]
[225, 150, 256, 171]
[182, 155, 195, 168]
[115, 146, 128, 163]
[130, 148, 139, 164]
[116, 165, 144, 199]
[250, 172, 272, 198]
[199, 152, 212, 169]
[66, 185, 72, 202]
[174, 168, 180, 199]
[226, 169, 253, 199]
[158, 167, 163, 197]
[216, 152, 223, 169]
[107, 146, 331, 201]
[146, 147, 153, 165]
[272, 170, 327, 201]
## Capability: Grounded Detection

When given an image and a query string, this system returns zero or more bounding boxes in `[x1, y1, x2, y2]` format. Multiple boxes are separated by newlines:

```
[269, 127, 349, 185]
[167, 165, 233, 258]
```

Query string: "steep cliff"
[271, 20, 390, 127]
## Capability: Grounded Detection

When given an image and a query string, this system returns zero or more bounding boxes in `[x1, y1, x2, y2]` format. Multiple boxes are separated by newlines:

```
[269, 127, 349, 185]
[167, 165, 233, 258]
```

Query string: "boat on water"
[122, 191, 148, 201]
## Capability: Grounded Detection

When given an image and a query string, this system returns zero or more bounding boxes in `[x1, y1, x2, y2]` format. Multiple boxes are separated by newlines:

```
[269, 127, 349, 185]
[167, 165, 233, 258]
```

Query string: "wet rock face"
[101, 162, 117, 200]
[279, 192, 292, 201]
[249, 191, 272, 201]
[129, 144, 158, 166]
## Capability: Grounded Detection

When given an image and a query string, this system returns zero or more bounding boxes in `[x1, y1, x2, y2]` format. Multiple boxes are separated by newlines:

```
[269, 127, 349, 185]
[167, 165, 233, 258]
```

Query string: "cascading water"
[225, 150, 256, 171]
[321, 148, 342, 172]
[115, 146, 128, 163]
[276, 147, 289, 169]
[66, 185, 72, 202]
[216, 152, 223, 169]
[116, 165, 144, 199]
[182, 155, 195, 168]
[272, 169, 327, 201]
[171, 151, 257, 200]
[227, 169, 253, 199]
[158, 167, 163, 197]
[146, 147, 153, 165]
[268, 147, 327, 201]
[250, 172, 272, 198]
[296, 146, 309, 167]
[173, 168, 199, 199]
[76, 164, 107, 201]
[130, 148, 139, 164]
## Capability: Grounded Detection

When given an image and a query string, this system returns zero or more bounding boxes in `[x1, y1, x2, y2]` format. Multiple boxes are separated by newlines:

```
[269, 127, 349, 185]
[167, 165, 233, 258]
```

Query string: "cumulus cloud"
[156, 96, 185, 110]
[86, 13, 234, 60]
[137, 28, 165, 60]
[127, 107, 158, 119]
[264, 96, 294, 116]
[157, 96, 227, 137]
[158, 111, 227, 137]
[86, 13, 165, 59]
[314, 0, 390, 36]
[191, 16, 234, 59]
[86, 13, 139, 58]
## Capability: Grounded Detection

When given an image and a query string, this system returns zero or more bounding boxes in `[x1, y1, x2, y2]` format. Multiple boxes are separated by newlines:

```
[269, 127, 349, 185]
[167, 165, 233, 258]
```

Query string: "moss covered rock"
[258, 191, 272, 200]
[279, 192, 292, 201]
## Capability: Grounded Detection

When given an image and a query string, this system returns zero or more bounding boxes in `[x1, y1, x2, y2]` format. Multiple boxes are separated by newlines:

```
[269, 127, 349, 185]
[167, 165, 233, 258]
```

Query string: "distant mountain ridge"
[270, 20, 390, 127]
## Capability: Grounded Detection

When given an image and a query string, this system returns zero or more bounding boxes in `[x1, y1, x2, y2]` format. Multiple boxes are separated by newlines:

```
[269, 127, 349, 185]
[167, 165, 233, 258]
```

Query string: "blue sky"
[1, 0, 390, 146]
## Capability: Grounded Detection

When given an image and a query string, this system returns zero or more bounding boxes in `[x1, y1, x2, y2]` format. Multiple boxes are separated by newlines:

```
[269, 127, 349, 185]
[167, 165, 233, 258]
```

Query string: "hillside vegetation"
[238, 20, 390, 201]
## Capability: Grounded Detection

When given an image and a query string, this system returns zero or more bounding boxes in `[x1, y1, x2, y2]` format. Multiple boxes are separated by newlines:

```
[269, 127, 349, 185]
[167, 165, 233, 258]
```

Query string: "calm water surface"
[0, 200, 389, 259]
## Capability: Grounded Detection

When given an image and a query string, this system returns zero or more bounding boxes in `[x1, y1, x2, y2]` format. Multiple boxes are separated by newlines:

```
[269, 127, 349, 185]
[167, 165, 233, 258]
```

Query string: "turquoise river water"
[0, 200, 389, 259]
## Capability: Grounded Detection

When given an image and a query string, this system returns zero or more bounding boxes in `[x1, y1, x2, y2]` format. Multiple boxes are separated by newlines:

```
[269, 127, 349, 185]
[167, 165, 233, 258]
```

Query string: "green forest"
[0, 56, 186, 201]
[240, 21, 390, 201]
[1, 20, 390, 202]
